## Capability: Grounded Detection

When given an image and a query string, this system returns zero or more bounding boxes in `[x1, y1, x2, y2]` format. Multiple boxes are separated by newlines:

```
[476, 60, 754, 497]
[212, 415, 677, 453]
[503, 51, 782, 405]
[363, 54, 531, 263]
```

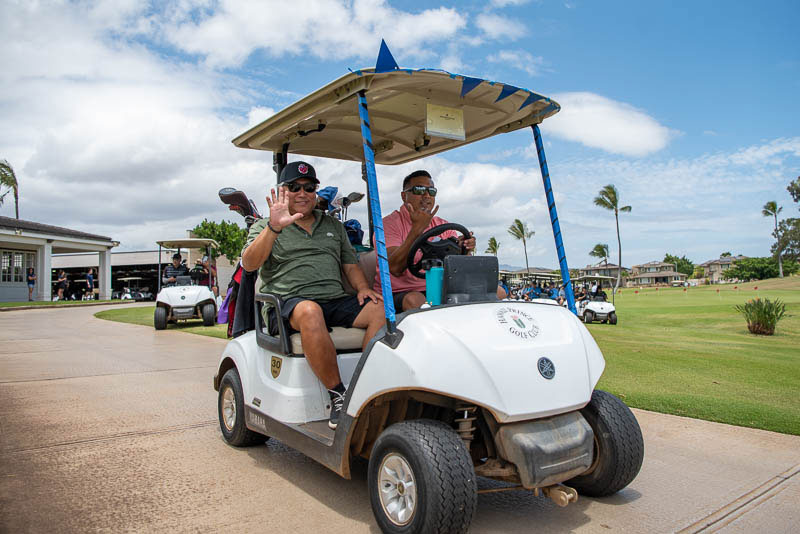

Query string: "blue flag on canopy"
[518, 92, 546, 111]
[495, 84, 521, 103]
[460, 76, 483, 97]
[375, 39, 399, 73]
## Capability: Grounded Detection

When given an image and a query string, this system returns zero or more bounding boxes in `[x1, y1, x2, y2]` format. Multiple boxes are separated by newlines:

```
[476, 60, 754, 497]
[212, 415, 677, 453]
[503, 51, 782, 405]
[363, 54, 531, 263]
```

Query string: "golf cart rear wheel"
[583, 310, 594, 323]
[154, 306, 167, 330]
[609, 312, 618, 325]
[201, 303, 216, 326]
[368, 419, 476, 534]
[218, 368, 268, 447]
[568, 390, 644, 497]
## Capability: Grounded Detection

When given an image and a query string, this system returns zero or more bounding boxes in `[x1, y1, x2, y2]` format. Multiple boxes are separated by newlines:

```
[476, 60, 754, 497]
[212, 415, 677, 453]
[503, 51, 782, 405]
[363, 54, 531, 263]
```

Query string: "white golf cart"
[154, 238, 219, 330]
[572, 275, 618, 324]
[214, 44, 643, 534]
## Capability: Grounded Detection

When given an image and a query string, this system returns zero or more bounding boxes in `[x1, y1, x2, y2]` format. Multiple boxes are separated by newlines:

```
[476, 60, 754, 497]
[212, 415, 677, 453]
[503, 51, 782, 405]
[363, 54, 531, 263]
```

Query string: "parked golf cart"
[154, 238, 219, 330]
[214, 44, 643, 534]
[572, 275, 618, 324]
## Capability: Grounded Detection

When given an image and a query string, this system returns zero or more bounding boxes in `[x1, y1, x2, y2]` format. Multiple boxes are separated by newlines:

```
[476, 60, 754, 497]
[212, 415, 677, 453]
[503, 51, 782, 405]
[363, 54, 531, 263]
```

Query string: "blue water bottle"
[426, 265, 444, 305]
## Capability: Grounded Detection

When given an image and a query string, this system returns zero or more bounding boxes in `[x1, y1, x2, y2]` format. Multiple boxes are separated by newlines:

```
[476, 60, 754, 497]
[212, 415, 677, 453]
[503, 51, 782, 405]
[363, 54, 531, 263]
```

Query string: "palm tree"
[589, 243, 610, 265]
[0, 159, 19, 219]
[508, 219, 534, 273]
[762, 200, 783, 278]
[593, 184, 631, 292]
[485, 237, 500, 257]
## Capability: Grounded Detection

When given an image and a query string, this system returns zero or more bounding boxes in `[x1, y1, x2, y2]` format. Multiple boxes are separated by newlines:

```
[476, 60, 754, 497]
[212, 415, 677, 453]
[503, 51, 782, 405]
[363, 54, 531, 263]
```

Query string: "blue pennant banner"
[518, 92, 546, 111]
[495, 84, 521, 103]
[460, 76, 483, 97]
[375, 39, 399, 73]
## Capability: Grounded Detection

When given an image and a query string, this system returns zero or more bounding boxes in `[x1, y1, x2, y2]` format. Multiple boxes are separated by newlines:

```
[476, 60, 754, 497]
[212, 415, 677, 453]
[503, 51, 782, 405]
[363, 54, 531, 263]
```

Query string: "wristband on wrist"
[267, 221, 282, 234]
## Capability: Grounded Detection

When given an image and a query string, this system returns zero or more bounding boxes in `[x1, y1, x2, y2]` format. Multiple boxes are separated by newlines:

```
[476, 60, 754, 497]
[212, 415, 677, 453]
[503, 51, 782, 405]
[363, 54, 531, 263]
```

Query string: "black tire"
[609, 312, 618, 325]
[202, 303, 216, 326]
[154, 306, 167, 330]
[583, 310, 594, 323]
[218, 368, 268, 447]
[368, 420, 476, 534]
[568, 390, 644, 497]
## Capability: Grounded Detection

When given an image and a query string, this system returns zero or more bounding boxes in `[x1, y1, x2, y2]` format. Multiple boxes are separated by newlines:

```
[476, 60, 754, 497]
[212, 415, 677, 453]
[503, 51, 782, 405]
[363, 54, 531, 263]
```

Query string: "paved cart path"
[1, 305, 798, 533]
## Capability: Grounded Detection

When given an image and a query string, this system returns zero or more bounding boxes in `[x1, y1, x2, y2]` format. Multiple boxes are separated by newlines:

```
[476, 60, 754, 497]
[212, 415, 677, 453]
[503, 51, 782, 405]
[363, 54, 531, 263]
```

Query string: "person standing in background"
[27, 267, 36, 301]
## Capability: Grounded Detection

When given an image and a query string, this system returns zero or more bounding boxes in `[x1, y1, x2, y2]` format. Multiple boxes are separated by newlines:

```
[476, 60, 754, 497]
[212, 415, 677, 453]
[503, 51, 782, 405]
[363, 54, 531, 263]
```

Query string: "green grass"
[592, 277, 800, 435]
[95, 277, 800, 435]
[95, 305, 228, 339]
[0, 299, 122, 308]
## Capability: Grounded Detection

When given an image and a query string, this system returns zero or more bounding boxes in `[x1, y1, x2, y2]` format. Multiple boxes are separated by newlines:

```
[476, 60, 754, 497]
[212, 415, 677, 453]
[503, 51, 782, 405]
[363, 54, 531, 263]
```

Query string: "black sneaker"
[328, 389, 346, 430]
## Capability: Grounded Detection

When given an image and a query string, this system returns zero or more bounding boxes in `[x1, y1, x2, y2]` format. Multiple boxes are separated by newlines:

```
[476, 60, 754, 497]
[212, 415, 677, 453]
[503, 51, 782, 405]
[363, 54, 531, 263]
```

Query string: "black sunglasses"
[284, 182, 318, 193]
[403, 185, 437, 197]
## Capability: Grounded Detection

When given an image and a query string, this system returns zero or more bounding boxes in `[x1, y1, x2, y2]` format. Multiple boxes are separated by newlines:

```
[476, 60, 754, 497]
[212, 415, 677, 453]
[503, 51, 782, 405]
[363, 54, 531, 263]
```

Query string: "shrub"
[734, 298, 787, 335]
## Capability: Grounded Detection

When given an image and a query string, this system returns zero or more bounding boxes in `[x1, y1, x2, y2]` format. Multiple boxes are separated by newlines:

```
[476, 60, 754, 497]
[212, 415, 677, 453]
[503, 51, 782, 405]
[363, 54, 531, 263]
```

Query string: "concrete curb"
[0, 300, 142, 312]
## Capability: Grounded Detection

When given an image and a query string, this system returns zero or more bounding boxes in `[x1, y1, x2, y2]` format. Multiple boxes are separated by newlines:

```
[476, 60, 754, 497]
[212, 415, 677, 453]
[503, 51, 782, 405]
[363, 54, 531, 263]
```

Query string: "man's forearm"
[241, 226, 278, 271]
[344, 264, 369, 292]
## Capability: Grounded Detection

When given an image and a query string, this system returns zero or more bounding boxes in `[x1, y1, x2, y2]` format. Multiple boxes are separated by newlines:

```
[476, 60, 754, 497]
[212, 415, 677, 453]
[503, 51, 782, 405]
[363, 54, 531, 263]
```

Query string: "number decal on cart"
[271, 356, 282, 378]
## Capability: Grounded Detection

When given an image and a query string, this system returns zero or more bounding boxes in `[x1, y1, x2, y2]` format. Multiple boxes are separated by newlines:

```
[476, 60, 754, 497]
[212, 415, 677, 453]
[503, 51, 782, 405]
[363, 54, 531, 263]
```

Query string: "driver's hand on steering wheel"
[407, 202, 439, 234]
[457, 232, 476, 254]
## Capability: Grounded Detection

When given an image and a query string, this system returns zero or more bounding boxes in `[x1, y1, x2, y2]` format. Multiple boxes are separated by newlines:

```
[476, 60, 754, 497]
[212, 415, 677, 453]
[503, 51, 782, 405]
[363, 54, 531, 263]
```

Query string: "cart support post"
[157, 244, 161, 293]
[357, 90, 397, 333]
[532, 125, 577, 315]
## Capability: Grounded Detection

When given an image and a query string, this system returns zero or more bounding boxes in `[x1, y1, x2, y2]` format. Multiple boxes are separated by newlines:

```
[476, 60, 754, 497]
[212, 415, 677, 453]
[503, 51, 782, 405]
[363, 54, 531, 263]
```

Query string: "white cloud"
[490, 0, 532, 7]
[156, 0, 467, 68]
[476, 13, 527, 40]
[542, 92, 677, 157]
[487, 49, 546, 76]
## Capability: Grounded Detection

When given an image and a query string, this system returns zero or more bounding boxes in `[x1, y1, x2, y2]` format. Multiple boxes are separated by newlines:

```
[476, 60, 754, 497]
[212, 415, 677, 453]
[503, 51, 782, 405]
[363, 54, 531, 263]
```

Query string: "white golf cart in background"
[572, 275, 618, 324]
[154, 238, 219, 330]
[214, 43, 643, 534]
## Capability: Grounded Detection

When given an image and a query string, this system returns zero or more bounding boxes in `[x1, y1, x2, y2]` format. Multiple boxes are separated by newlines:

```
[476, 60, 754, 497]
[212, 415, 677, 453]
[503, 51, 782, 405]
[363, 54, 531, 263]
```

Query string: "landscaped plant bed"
[735, 297, 787, 335]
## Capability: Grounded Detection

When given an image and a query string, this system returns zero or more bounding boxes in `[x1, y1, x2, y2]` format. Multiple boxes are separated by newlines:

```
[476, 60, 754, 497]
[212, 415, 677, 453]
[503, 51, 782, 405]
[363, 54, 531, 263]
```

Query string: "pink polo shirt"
[373, 205, 458, 294]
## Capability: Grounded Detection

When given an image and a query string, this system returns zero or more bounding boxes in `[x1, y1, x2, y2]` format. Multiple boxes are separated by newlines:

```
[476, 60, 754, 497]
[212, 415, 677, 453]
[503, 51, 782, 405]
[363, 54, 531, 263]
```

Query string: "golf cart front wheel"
[609, 312, 618, 325]
[583, 310, 594, 323]
[154, 306, 167, 330]
[202, 303, 216, 326]
[218, 368, 268, 447]
[368, 419, 476, 534]
[568, 390, 644, 497]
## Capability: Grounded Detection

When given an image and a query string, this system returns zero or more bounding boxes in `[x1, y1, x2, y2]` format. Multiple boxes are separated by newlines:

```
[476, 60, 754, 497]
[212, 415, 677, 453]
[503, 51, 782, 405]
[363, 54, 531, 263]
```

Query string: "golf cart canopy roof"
[233, 68, 560, 165]
[156, 238, 220, 250]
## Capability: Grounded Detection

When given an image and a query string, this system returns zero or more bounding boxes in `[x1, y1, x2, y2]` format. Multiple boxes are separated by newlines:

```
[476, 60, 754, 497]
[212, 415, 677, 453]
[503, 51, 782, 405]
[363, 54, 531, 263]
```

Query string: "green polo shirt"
[244, 210, 358, 302]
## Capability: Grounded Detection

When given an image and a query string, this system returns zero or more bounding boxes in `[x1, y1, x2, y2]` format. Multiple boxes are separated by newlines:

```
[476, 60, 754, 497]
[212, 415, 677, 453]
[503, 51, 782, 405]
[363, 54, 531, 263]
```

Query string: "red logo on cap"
[298, 163, 308, 174]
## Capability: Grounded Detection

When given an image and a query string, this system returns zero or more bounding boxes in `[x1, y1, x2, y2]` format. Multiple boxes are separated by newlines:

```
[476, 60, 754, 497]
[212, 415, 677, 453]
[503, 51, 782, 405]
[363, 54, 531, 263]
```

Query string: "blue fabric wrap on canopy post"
[532, 124, 577, 315]
[356, 90, 397, 330]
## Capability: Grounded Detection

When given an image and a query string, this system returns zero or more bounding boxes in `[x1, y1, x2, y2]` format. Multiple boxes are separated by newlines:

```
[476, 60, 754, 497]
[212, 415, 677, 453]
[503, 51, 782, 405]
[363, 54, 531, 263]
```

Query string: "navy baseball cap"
[279, 161, 319, 185]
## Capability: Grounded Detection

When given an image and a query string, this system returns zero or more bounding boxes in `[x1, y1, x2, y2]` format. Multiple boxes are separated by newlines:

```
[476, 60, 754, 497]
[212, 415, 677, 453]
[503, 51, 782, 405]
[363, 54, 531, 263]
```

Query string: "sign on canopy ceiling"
[425, 103, 465, 141]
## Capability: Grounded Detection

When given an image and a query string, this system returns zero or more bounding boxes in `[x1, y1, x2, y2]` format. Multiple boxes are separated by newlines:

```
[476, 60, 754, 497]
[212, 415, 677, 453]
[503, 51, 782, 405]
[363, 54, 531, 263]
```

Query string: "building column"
[99, 248, 112, 300]
[36, 242, 52, 301]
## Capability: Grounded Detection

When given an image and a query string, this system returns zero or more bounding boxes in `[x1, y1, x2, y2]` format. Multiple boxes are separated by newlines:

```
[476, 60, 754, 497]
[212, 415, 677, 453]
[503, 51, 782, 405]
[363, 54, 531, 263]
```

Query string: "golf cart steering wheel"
[406, 223, 471, 279]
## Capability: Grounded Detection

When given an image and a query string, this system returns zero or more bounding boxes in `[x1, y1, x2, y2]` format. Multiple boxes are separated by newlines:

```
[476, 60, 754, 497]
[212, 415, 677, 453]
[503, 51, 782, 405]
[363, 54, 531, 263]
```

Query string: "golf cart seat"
[342, 249, 377, 293]
[289, 327, 365, 354]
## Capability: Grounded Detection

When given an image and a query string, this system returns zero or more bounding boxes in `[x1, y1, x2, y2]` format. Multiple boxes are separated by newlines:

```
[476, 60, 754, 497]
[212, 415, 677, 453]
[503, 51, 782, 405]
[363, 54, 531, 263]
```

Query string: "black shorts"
[267, 295, 367, 336]
[391, 290, 419, 312]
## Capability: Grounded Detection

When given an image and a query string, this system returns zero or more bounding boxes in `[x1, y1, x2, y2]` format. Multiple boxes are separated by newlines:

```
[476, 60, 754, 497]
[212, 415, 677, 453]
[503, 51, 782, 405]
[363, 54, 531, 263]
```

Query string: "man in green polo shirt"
[242, 161, 384, 430]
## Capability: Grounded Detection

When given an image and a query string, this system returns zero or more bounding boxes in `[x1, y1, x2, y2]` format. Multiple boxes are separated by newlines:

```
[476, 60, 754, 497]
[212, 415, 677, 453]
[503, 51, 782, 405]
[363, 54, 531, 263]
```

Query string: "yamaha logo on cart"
[538, 357, 555, 379]
[495, 306, 540, 340]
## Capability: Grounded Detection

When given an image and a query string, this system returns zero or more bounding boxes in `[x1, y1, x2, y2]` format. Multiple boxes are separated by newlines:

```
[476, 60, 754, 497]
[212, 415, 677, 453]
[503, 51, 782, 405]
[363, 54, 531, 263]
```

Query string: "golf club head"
[347, 192, 365, 203]
[219, 187, 257, 218]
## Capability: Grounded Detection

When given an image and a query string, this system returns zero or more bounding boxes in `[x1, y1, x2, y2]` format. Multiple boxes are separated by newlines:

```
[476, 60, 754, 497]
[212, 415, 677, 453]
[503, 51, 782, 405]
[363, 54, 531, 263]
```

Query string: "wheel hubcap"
[378, 453, 417, 526]
[221, 386, 236, 431]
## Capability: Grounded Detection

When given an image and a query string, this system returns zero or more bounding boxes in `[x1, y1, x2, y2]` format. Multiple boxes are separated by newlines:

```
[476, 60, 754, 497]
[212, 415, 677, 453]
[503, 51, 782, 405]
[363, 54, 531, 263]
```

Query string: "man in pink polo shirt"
[373, 170, 476, 311]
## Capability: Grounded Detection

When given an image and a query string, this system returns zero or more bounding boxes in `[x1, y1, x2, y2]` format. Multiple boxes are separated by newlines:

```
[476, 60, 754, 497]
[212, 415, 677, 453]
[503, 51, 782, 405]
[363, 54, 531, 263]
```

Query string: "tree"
[589, 243, 609, 265]
[485, 237, 500, 256]
[788, 176, 800, 204]
[507, 219, 534, 273]
[691, 265, 705, 279]
[720, 251, 732, 257]
[762, 201, 783, 277]
[593, 184, 631, 292]
[722, 256, 798, 281]
[0, 159, 19, 219]
[191, 219, 248, 263]
[773, 218, 800, 264]
[663, 253, 695, 277]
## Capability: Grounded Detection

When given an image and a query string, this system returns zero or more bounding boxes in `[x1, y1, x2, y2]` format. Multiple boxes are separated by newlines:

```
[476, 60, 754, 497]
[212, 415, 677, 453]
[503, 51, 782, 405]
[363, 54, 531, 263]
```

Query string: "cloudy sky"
[1, 0, 798, 269]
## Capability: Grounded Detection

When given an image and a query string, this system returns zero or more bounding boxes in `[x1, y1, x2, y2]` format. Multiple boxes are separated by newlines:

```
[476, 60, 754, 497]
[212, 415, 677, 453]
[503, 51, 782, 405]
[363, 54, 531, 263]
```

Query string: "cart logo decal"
[253, 397, 261, 407]
[495, 306, 540, 340]
[298, 163, 309, 174]
[271, 356, 282, 379]
[537, 357, 555, 379]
